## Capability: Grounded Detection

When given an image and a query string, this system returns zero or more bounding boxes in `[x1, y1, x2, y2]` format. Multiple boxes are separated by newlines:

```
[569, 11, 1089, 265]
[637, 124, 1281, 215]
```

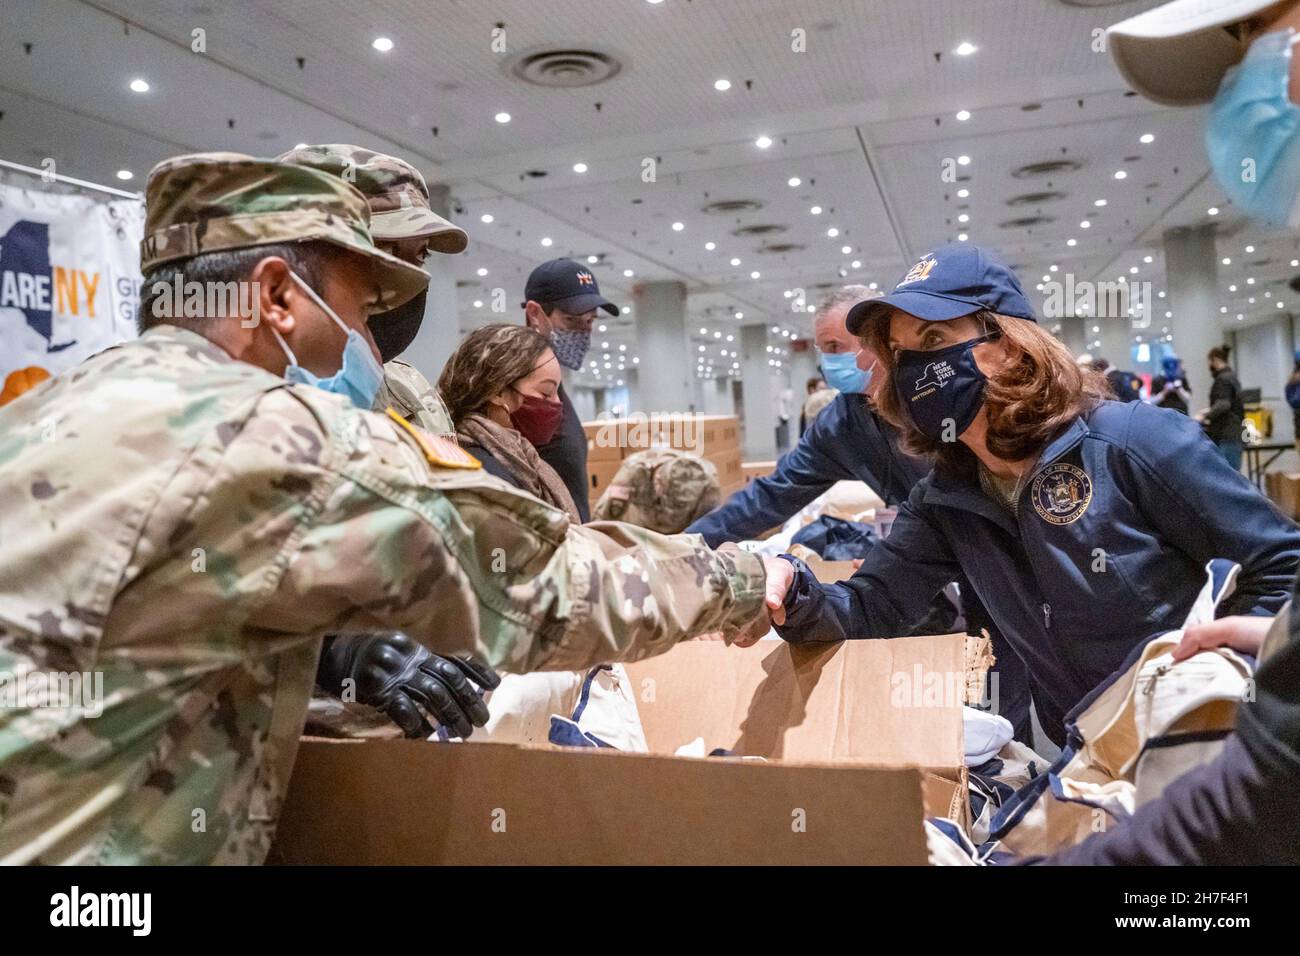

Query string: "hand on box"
[316, 633, 502, 738]
[1172, 614, 1273, 662]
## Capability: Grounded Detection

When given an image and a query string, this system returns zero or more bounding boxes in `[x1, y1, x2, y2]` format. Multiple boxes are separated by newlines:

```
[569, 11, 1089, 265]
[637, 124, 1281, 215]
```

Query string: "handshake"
[730, 556, 797, 648]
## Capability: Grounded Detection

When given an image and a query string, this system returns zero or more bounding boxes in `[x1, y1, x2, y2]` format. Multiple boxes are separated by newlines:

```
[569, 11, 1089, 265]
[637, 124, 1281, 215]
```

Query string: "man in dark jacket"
[1201, 345, 1246, 470]
[521, 259, 621, 521]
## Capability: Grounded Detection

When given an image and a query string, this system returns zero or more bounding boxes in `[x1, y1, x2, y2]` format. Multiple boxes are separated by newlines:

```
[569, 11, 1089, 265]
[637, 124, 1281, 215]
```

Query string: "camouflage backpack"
[593, 448, 721, 534]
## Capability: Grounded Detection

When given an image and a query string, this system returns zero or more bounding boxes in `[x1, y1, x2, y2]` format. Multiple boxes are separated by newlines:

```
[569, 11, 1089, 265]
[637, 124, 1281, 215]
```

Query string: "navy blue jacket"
[536, 385, 590, 522]
[687, 394, 928, 545]
[776, 401, 1300, 740]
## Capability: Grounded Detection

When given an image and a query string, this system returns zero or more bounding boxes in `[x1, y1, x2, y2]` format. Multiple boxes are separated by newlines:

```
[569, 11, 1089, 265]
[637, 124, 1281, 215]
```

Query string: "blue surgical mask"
[549, 327, 591, 371]
[1206, 28, 1300, 227]
[894, 334, 995, 441]
[820, 350, 874, 394]
[273, 273, 385, 410]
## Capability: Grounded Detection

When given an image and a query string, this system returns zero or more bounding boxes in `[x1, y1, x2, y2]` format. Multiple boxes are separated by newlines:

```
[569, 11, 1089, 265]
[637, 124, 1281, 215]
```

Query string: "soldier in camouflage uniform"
[277, 144, 463, 441]
[0, 152, 767, 864]
[593, 449, 723, 535]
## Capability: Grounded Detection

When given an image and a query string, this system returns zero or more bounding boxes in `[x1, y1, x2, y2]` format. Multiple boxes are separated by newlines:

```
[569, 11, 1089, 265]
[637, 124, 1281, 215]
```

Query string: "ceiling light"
[623, 269, 634, 277]
[573, 162, 588, 173]
[699, 327, 708, 334]
[1222, 257, 1231, 265]
[473, 300, 483, 308]
[957, 155, 971, 165]
[1208, 206, 1219, 215]
[1292, 259, 1299, 267]
[956, 109, 971, 121]
[372, 37, 394, 52]
[1080, 220, 1091, 229]
[622, 306, 631, 314]
[755, 135, 773, 149]
[587, 255, 598, 264]
[954, 41, 978, 56]
[827, 227, 840, 237]
[958, 213, 969, 223]
[480, 213, 494, 223]
[810, 205, 823, 215]
[1143, 255, 1153, 263]
[476, 267, 488, 276]
[672, 221, 684, 231]
[841, 245, 852, 254]
[1114, 170, 1127, 180]
[714, 78, 731, 91]
[1130, 266, 1139, 274]
[788, 177, 801, 187]
[751, 271, 761, 279]
[129, 78, 150, 93]
[957, 233, 969, 242]
[599, 324, 608, 332]
[1245, 244, 1255, 253]
[1094, 199, 1107, 207]
[705, 241, 716, 250]
[957, 188, 970, 198]
[730, 257, 741, 266]
[540, 236, 553, 247]
[1067, 238, 1077, 246]
[495, 112, 512, 124]
[1140, 133, 1154, 144]
[115, 169, 133, 181]
[1049, 264, 1059, 272]
[851, 259, 861, 269]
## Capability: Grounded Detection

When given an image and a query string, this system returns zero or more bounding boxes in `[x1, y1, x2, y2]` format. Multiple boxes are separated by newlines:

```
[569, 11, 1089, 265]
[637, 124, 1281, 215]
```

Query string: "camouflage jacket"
[0, 326, 765, 865]
[378, 359, 455, 440]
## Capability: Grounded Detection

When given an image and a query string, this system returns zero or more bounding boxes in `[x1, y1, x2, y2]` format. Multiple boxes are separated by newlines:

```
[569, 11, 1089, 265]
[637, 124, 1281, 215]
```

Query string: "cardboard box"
[1266, 472, 1300, 520]
[271, 634, 987, 865]
[706, 447, 743, 486]
[587, 459, 622, 500]
[742, 460, 777, 485]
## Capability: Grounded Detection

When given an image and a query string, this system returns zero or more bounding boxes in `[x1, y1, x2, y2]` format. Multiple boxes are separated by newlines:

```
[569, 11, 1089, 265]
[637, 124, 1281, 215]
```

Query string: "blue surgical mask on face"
[273, 273, 385, 410]
[820, 350, 874, 394]
[1206, 28, 1300, 227]
[894, 334, 996, 441]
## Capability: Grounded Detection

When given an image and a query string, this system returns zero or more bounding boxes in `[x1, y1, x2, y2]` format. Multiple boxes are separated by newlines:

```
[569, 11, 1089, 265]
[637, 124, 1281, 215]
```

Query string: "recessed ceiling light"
[755, 135, 773, 149]
[705, 241, 716, 250]
[623, 306, 632, 314]
[751, 271, 761, 279]
[958, 213, 969, 223]
[1292, 259, 1299, 267]
[1140, 133, 1154, 144]
[957, 232, 969, 242]
[714, 78, 732, 91]
[841, 245, 852, 254]
[372, 37, 394, 52]
[573, 162, 588, 173]
[473, 300, 483, 308]
[851, 259, 861, 268]
[541, 236, 553, 247]
[129, 78, 150, 93]
[476, 267, 488, 276]
[587, 255, 598, 264]
[827, 227, 839, 237]
[1094, 199, 1107, 207]
[957, 155, 971, 166]
[495, 112, 512, 124]
[810, 205, 822, 215]
[1049, 264, 1059, 272]
[1207, 206, 1219, 215]
[954, 41, 978, 56]
[599, 324, 608, 332]
[1067, 238, 1077, 246]
[1114, 170, 1127, 180]
[1080, 220, 1091, 229]
[1245, 244, 1255, 252]
[957, 188, 970, 198]
[730, 257, 741, 266]
[1143, 255, 1153, 263]
[480, 213, 494, 223]
[1130, 266, 1139, 274]
[672, 221, 684, 231]
[788, 177, 801, 187]
[955, 109, 971, 121]
[115, 169, 133, 181]
[623, 269, 634, 277]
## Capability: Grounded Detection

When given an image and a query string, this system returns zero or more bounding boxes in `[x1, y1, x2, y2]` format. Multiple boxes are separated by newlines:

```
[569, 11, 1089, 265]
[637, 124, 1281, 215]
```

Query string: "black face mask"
[368, 289, 428, 364]
[894, 333, 997, 441]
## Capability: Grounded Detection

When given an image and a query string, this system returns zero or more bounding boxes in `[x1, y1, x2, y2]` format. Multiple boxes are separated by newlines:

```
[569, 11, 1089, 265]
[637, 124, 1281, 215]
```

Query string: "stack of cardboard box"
[582, 414, 745, 502]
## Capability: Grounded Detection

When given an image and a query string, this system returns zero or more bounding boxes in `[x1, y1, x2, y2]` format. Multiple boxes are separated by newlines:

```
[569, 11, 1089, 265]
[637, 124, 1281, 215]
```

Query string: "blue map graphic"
[0, 219, 75, 352]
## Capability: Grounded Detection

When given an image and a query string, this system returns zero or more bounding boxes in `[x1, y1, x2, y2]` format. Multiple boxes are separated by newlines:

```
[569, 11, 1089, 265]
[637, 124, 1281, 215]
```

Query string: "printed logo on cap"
[576, 271, 595, 286]
[911, 359, 953, 402]
[897, 255, 938, 287]
[1031, 463, 1093, 526]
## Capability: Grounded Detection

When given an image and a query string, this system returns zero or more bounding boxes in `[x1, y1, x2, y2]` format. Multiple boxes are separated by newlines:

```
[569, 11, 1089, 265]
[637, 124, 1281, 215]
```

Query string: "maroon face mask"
[509, 392, 564, 447]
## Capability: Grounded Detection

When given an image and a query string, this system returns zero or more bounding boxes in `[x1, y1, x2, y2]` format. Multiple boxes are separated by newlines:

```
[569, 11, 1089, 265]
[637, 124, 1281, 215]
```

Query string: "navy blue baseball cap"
[523, 258, 620, 316]
[845, 244, 1036, 335]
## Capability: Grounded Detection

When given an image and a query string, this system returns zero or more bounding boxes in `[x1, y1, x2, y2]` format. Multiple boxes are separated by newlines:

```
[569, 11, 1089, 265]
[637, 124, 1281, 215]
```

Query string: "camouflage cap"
[140, 151, 429, 311]
[276, 144, 468, 253]
[592, 448, 721, 535]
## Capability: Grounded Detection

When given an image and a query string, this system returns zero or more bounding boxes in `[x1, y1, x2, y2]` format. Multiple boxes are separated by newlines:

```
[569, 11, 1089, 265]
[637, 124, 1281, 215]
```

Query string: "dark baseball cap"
[523, 258, 619, 316]
[846, 244, 1036, 335]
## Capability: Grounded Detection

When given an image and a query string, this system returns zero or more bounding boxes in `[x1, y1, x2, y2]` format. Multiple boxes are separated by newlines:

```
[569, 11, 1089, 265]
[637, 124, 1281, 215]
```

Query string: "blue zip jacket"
[775, 400, 1300, 742]
[687, 393, 929, 545]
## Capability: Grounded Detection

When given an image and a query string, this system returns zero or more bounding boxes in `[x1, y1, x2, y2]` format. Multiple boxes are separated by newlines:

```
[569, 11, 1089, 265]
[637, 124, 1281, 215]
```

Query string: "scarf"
[457, 412, 582, 523]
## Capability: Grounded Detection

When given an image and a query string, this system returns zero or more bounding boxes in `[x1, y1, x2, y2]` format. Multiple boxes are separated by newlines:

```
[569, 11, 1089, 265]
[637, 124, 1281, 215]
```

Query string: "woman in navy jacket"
[757, 244, 1300, 746]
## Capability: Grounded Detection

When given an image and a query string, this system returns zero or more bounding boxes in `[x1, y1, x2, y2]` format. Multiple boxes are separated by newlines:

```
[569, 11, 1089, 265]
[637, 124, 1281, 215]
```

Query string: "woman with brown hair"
[755, 245, 1300, 745]
[438, 324, 581, 522]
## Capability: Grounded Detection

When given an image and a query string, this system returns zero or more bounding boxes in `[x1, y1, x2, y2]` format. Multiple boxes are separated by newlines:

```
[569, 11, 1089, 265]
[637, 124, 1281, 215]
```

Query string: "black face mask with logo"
[894, 333, 997, 441]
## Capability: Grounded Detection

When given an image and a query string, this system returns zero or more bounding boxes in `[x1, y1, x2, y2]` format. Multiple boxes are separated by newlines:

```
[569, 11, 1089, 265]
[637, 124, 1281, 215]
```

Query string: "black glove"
[316, 633, 501, 739]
